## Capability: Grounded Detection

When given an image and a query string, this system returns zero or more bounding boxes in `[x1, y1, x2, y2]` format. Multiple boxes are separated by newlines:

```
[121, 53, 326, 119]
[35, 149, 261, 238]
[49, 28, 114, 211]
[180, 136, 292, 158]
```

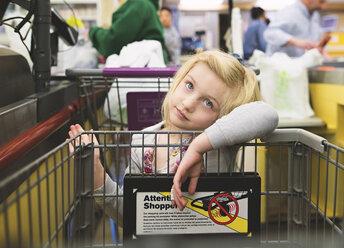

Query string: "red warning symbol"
[208, 193, 239, 225]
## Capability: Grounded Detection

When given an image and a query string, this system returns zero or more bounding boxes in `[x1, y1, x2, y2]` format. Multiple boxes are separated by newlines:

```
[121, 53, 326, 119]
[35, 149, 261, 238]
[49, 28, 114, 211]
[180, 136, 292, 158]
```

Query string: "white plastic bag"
[103, 79, 163, 122]
[103, 40, 166, 121]
[52, 39, 98, 75]
[250, 49, 323, 119]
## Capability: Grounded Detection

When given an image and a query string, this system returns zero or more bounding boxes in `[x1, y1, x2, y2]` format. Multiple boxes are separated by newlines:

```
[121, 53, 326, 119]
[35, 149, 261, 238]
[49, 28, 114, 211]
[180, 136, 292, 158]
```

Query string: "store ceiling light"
[179, 0, 224, 10]
[256, 0, 296, 10]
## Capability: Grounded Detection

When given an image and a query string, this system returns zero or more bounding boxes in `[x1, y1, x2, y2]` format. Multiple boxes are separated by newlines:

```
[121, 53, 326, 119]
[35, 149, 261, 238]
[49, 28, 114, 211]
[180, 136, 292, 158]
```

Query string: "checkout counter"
[0, 0, 80, 181]
[0, 48, 79, 182]
[254, 62, 344, 226]
[308, 62, 344, 147]
[262, 60, 344, 148]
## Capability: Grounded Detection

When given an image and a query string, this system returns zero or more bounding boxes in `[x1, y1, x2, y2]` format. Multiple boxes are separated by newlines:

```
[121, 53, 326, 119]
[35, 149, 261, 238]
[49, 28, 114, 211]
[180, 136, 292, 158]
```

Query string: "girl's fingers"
[70, 124, 92, 146]
[68, 124, 99, 160]
[70, 124, 84, 137]
[188, 177, 199, 195]
[75, 124, 84, 133]
[171, 182, 187, 211]
[70, 125, 78, 137]
[89, 129, 99, 146]
[173, 176, 182, 197]
[172, 186, 182, 210]
[68, 142, 73, 152]
[68, 130, 74, 139]
[66, 138, 76, 159]
[93, 134, 99, 145]
[172, 168, 188, 210]
[174, 192, 186, 211]
[67, 133, 76, 154]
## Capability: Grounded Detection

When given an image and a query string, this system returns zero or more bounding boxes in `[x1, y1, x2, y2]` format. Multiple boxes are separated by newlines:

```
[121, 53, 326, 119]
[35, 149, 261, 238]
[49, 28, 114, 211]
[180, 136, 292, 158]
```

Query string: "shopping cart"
[1, 128, 343, 247]
[1, 68, 343, 248]
[66, 67, 177, 132]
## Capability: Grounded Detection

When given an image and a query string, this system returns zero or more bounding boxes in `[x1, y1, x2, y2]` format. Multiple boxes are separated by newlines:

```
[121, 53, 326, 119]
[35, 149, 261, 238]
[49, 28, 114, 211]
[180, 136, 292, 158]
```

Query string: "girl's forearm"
[94, 161, 106, 189]
[189, 132, 213, 154]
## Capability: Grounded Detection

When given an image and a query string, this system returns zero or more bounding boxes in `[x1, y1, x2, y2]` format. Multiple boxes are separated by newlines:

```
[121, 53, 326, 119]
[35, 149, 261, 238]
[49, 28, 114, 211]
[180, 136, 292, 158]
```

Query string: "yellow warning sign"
[159, 191, 248, 233]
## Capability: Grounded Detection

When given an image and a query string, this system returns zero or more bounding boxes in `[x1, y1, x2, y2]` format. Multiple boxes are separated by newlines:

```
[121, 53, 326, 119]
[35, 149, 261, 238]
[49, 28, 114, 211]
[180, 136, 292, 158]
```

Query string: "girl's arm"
[91, 133, 144, 227]
[172, 132, 210, 210]
[68, 125, 145, 226]
[205, 101, 278, 149]
[68, 124, 105, 189]
[172, 101, 279, 210]
[68, 124, 123, 225]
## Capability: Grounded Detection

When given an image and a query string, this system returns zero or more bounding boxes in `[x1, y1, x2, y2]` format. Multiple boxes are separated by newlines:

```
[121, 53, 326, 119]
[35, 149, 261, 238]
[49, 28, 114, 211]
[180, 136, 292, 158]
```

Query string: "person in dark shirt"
[89, 0, 166, 60]
[159, 7, 181, 66]
[243, 7, 269, 60]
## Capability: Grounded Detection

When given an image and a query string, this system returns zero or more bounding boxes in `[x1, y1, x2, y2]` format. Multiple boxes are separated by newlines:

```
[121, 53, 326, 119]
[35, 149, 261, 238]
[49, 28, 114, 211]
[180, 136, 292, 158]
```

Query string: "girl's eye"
[186, 82, 193, 90]
[204, 99, 213, 109]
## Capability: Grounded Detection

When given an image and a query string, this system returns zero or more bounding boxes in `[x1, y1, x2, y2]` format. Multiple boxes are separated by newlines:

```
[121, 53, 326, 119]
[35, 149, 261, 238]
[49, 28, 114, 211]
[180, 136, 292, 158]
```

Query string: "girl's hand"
[172, 149, 203, 210]
[68, 124, 106, 189]
[68, 124, 98, 156]
[171, 132, 213, 211]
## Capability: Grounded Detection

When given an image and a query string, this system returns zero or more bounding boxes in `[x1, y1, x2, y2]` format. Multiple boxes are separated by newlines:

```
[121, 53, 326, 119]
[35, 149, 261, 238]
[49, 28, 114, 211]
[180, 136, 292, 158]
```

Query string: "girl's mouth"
[176, 108, 188, 120]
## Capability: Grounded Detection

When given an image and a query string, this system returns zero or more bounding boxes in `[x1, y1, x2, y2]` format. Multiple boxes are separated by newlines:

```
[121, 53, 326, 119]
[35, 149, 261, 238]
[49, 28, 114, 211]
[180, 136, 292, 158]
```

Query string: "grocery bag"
[103, 40, 166, 122]
[249, 49, 323, 119]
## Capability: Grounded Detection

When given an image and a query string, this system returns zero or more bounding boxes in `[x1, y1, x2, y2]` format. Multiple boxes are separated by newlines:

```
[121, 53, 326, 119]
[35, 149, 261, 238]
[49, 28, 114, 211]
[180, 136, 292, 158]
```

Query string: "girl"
[68, 50, 278, 226]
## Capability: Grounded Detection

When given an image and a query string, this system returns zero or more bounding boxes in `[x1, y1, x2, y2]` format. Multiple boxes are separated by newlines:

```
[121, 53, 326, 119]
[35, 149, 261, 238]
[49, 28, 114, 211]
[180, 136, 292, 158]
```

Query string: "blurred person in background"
[243, 7, 269, 60]
[159, 6, 181, 66]
[264, 0, 329, 58]
[89, 0, 166, 60]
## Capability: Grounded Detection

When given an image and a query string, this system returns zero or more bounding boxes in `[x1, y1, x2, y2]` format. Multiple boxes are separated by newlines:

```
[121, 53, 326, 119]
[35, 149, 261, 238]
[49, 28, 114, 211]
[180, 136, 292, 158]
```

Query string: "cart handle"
[0, 104, 78, 170]
[66, 67, 179, 78]
[102, 67, 179, 77]
[262, 128, 327, 153]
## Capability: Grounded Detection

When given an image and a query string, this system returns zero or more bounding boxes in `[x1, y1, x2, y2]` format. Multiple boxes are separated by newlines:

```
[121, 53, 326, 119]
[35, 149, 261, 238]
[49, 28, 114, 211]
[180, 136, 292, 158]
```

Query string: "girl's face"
[168, 62, 230, 131]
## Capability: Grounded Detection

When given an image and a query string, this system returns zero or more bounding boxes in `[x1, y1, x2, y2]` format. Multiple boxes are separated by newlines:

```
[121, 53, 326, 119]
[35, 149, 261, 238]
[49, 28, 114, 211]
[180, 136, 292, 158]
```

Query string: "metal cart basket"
[1, 68, 343, 248]
[66, 67, 177, 131]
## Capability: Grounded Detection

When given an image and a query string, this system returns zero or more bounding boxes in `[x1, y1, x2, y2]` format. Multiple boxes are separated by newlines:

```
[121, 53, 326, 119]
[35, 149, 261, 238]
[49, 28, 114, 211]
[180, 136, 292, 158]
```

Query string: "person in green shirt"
[89, 0, 166, 61]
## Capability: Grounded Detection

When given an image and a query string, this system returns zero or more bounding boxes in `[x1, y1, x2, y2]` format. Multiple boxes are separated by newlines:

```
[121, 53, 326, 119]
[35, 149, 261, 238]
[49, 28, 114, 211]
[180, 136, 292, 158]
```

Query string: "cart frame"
[1, 68, 343, 247]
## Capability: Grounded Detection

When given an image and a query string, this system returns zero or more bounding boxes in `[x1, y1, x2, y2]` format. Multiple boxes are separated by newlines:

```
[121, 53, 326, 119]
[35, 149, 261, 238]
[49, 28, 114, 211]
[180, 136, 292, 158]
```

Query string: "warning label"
[136, 191, 248, 235]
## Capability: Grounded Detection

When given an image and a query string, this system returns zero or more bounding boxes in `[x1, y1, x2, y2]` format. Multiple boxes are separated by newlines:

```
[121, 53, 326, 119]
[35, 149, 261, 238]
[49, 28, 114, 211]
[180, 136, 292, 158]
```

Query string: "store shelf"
[51, 0, 98, 4]
[326, 3, 344, 10]
[179, 0, 255, 11]
[51, 0, 100, 25]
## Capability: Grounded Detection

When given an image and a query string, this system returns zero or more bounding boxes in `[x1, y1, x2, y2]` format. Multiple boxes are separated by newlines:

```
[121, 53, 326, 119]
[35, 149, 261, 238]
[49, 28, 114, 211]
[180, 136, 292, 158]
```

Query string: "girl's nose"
[182, 97, 196, 112]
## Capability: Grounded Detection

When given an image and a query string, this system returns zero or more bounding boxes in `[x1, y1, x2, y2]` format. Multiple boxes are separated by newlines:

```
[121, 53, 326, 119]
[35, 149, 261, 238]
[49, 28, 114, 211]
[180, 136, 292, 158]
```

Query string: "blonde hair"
[162, 50, 262, 129]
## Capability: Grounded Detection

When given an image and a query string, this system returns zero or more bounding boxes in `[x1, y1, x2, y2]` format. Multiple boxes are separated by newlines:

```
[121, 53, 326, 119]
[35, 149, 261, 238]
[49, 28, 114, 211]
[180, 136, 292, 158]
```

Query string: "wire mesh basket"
[1, 128, 343, 247]
[67, 67, 177, 131]
[1, 68, 343, 247]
